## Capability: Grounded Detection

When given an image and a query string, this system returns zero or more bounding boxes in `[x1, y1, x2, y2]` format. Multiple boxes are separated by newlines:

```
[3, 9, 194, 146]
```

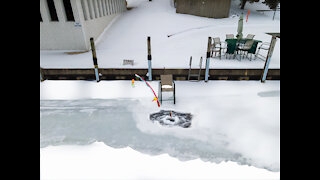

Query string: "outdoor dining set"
[210, 33, 271, 61]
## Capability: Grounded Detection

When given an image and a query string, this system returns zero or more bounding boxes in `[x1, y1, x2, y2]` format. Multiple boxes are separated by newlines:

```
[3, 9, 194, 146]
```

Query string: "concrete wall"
[40, 0, 126, 50]
[176, 0, 231, 19]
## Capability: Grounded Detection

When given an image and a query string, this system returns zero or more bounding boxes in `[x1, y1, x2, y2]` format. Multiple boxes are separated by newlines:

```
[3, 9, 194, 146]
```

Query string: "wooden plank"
[41, 68, 279, 81]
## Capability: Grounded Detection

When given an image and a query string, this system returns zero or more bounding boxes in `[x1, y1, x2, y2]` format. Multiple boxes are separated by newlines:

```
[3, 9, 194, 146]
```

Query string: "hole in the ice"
[150, 110, 192, 128]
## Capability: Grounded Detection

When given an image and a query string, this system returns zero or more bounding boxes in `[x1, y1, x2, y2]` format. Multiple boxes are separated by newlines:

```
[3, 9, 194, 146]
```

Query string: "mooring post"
[261, 36, 277, 83]
[147, 36, 152, 81]
[40, 67, 44, 82]
[205, 37, 212, 82]
[90, 37, 100, 82]
[188, 56, 192, 80]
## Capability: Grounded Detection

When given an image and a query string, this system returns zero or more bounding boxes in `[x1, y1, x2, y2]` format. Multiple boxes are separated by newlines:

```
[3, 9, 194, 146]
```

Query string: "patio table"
[225, 39, 262, 58]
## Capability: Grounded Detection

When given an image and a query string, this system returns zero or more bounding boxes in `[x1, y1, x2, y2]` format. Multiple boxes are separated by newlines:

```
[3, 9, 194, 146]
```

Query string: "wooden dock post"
[147, 36, 152, 81]
[90, 37, 100, 82]
[261, 33, 279, 83]
[205, 37, 212, 82]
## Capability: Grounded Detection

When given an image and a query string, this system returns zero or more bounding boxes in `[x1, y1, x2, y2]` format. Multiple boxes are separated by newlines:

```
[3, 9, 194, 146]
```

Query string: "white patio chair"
[226, 34, 234, 39]
[245, 34, 255, 40]
[237, 40, 254, 60]
[158, 74, 176, 104]
[211, 37, 227, 59]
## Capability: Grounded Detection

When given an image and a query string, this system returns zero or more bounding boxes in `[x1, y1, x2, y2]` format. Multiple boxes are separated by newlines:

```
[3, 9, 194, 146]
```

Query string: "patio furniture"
[158, 74, 176, 104]
[245, 34, 255, 40]
[225, 39, 237, 59]
[226, 34, 235, 39]
[123, 59, 134, 65]
[211, 37, 227, 59]
[225, 38, 262, 60]
[255, 42, 270, 60]
[237, 40, 255, 60]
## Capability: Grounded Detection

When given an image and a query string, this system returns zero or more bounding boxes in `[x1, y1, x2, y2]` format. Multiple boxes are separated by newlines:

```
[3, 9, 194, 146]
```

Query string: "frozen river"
[40, 80, 280, 173]
[41, 99, 247, 165]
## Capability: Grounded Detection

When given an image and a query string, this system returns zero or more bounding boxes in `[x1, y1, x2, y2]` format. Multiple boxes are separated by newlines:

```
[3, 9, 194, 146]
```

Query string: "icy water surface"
[40, 99, 276, 172]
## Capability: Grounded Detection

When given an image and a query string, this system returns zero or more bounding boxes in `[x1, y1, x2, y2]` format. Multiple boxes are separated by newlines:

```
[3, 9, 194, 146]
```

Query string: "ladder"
[188, 56, 203, 81]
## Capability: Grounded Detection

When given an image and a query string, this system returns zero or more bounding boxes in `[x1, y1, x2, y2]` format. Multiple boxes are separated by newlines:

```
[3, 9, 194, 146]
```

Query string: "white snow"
[40, 80, 280, 179]
[40, 0, 280, 69]
[162, 84, 173, 88]
[40, 142, 279, 180]
[40, 0, 280, 179]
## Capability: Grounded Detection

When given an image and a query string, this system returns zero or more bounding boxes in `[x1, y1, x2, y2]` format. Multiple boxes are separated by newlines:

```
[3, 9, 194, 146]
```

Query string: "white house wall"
[40, 0, 126, 50]
[81, 0, 125, 50]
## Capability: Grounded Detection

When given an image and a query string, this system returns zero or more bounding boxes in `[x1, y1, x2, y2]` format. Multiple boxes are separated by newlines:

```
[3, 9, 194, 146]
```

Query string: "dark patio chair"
[225, 39, 237, 59]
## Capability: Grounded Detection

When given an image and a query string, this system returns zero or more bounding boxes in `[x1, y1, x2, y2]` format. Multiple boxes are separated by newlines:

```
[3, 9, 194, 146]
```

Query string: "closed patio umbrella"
[236, 13, 244, 40]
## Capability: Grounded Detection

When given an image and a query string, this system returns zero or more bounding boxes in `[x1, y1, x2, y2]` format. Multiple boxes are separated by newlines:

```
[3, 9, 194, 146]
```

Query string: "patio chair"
[237, 40, 255, 60]
[255, 42, 270, 60]
[158, 74, 176, 104]
[245, 34, 255, 40]
[211, 37, 226, 59]
[225, 39, 237, 59]
[226, 34, 234, 39]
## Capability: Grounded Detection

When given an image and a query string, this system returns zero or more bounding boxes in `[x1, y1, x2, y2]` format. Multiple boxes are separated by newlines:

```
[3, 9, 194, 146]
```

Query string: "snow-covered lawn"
[40, 0, 280, 69]
[40, 80, 280, 179]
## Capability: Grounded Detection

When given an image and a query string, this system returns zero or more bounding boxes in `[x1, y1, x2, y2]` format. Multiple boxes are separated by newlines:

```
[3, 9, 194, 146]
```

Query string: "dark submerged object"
[149, 110, 192, 128]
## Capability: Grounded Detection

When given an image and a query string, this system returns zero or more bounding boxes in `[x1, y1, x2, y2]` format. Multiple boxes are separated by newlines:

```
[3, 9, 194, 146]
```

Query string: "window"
[101, 0, 106, 16]
[117, 0, 119, 13]
[47, 0, 59, 21]
[87, 0, 94, 19]
[63, 0, 75, 21]
[81, 0, 88, 20]
[114, 0, 117, 14]
[106, 0, 110, 15]
[115, 0, 118, 14]
[40, 12, 43, 22]
[111, 0, 114, 14]
[97, 0, 103, 17]
[93, 0, 98, 18]
[120, 0, 122, 12]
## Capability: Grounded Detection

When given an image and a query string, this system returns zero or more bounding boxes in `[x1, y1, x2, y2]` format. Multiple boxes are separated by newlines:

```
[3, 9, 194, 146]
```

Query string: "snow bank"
[40, 142, 279, 180]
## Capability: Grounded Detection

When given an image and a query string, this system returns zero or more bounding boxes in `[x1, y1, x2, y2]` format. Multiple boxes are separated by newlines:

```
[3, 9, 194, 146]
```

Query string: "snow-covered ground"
[40, 0, 280, 69]
[40, 80, 280, 179]
[41, 142, 279, 180]
[40, 0, 280, 179]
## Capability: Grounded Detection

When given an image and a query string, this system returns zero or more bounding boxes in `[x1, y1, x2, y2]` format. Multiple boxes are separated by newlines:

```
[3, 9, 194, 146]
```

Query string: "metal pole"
[90, 37, 100, 82]
[261, 36, 277, 83]
[205, 37, 212, 82]
[147, 36, 152, 81]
